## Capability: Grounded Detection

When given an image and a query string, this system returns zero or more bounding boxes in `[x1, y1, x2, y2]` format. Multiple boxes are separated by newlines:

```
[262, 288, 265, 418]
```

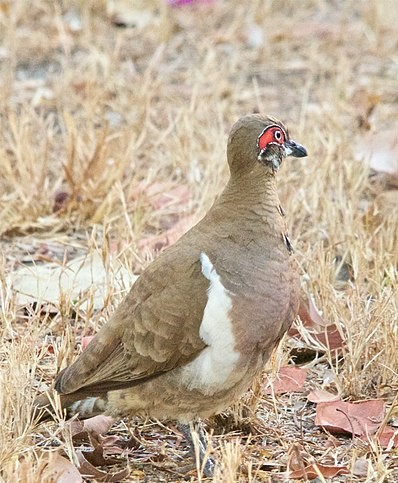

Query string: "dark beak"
[284, 139, 308, 158]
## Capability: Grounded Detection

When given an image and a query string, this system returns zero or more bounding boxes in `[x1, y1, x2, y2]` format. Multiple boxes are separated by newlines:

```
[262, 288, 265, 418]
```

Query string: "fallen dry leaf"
[312, 325, 344, 350]
[289, 297, 327, 336]
[99, 434, 127, 457]
[69, 415, 115, 441]
[44, 453, 83, 483]
[82, 435, 120, 467]
[308, 296, 328, 327]
[76, 450, 129, 481]
[83, 415, 115, 436]
[9, 252, 136, 311]
[373, 425, 398, 448]
[307, 389, 341, 404]
[281, 462, 350, 479]
[81, 445, 111, 468]
[264, 366, 307, 395]
[315, 399, 385, 436]
[283, 443, 350, 479]
[289, 299, 344, 351]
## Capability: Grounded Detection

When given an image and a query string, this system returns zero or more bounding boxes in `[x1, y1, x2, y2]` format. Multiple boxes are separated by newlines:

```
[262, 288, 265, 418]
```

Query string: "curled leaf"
[264, 366, 307, 395]
[76, 451, 129, 481]
[281, 462, 350, 479]
[307, 389, 340, 404]
[69, 415, 115, 441]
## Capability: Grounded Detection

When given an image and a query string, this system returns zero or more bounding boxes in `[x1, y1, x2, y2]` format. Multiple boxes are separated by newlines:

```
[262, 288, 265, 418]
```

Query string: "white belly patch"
[181, 252, 240, 394]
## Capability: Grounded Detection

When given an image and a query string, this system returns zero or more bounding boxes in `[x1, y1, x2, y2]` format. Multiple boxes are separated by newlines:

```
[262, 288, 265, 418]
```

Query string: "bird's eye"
[258, 124, 286, 151]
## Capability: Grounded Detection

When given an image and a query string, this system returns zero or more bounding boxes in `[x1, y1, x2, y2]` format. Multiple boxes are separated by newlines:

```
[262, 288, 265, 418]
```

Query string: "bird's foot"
[202, 455, 215, 478]
[178, 422, 215, 477]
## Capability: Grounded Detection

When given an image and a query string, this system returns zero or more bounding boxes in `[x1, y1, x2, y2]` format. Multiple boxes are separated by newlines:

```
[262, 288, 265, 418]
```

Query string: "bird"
[34, 113, 307, 475]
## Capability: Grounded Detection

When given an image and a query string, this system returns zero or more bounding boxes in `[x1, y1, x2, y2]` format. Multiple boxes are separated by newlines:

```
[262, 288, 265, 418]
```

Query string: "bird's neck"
[195, 168, 287, 253]
[218, 170, 280, 214]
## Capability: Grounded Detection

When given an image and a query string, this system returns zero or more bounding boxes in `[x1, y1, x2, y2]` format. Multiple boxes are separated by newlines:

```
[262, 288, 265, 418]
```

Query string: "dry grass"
[1, 0, 398, 481]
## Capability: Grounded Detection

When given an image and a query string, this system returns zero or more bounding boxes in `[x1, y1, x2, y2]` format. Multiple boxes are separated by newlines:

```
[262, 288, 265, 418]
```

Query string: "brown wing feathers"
[54, 249, 209, 398]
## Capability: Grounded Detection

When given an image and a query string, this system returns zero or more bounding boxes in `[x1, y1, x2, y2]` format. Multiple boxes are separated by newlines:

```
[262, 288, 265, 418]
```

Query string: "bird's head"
[227, 114, 307, 176]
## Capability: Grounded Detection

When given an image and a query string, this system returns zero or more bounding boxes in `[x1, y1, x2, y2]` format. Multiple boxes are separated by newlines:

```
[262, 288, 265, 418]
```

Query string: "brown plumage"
[35, 114, 306, 452]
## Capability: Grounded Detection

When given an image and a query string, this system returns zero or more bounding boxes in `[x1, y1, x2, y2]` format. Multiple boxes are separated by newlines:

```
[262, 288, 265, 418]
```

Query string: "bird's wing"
[55, 243, 209, 396]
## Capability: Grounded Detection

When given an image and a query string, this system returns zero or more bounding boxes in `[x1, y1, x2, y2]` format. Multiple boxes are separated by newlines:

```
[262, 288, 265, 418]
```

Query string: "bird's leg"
[178, 421, 215, 477]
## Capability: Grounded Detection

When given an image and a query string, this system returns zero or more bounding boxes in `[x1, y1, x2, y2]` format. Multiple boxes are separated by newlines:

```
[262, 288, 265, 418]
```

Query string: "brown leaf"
[69, 420, 86, 441]
[288, 300, 312, 337]
[84, 415, 115, 436]
[83, 445, 110, 467]
[308, 296, 327, 327]
[44, 453, 82, 483]
[307, 389, 340, 404]
[315, 399, 385, 436]
[289, 297, 328, 336]
[289, 299, 344, 351]
[76, 451, 129, 481]
[312, 325, 344, 350]
[283, 444, 349, 478]
[281, 463, 350, 479]
[70, 415, 115, 441]
[264, 366, 307, 395]
[83, 436, 120, 467]
[100, 435, 126, 456]
[374, 425, 398, 448]
[296, 299, 313, 327]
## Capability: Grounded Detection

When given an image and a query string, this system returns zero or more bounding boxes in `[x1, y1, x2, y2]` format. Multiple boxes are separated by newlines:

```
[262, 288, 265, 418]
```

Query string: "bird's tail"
[33, 390, 107, 422]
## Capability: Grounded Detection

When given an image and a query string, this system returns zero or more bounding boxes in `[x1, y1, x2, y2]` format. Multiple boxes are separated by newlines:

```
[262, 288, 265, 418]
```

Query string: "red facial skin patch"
[258, 125, 286, 151]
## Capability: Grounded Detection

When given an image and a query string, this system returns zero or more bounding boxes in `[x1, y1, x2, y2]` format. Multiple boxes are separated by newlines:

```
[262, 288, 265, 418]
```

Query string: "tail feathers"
[33, 390, 107, 422]
[67, 395, 107, 418]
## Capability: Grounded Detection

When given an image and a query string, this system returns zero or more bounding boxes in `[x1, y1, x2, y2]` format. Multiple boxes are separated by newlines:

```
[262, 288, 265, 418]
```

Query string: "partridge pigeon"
[35, 114, 307, 474]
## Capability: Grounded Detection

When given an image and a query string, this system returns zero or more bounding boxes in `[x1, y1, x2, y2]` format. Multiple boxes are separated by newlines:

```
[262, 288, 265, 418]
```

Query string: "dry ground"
[1, 0, 398, 481]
